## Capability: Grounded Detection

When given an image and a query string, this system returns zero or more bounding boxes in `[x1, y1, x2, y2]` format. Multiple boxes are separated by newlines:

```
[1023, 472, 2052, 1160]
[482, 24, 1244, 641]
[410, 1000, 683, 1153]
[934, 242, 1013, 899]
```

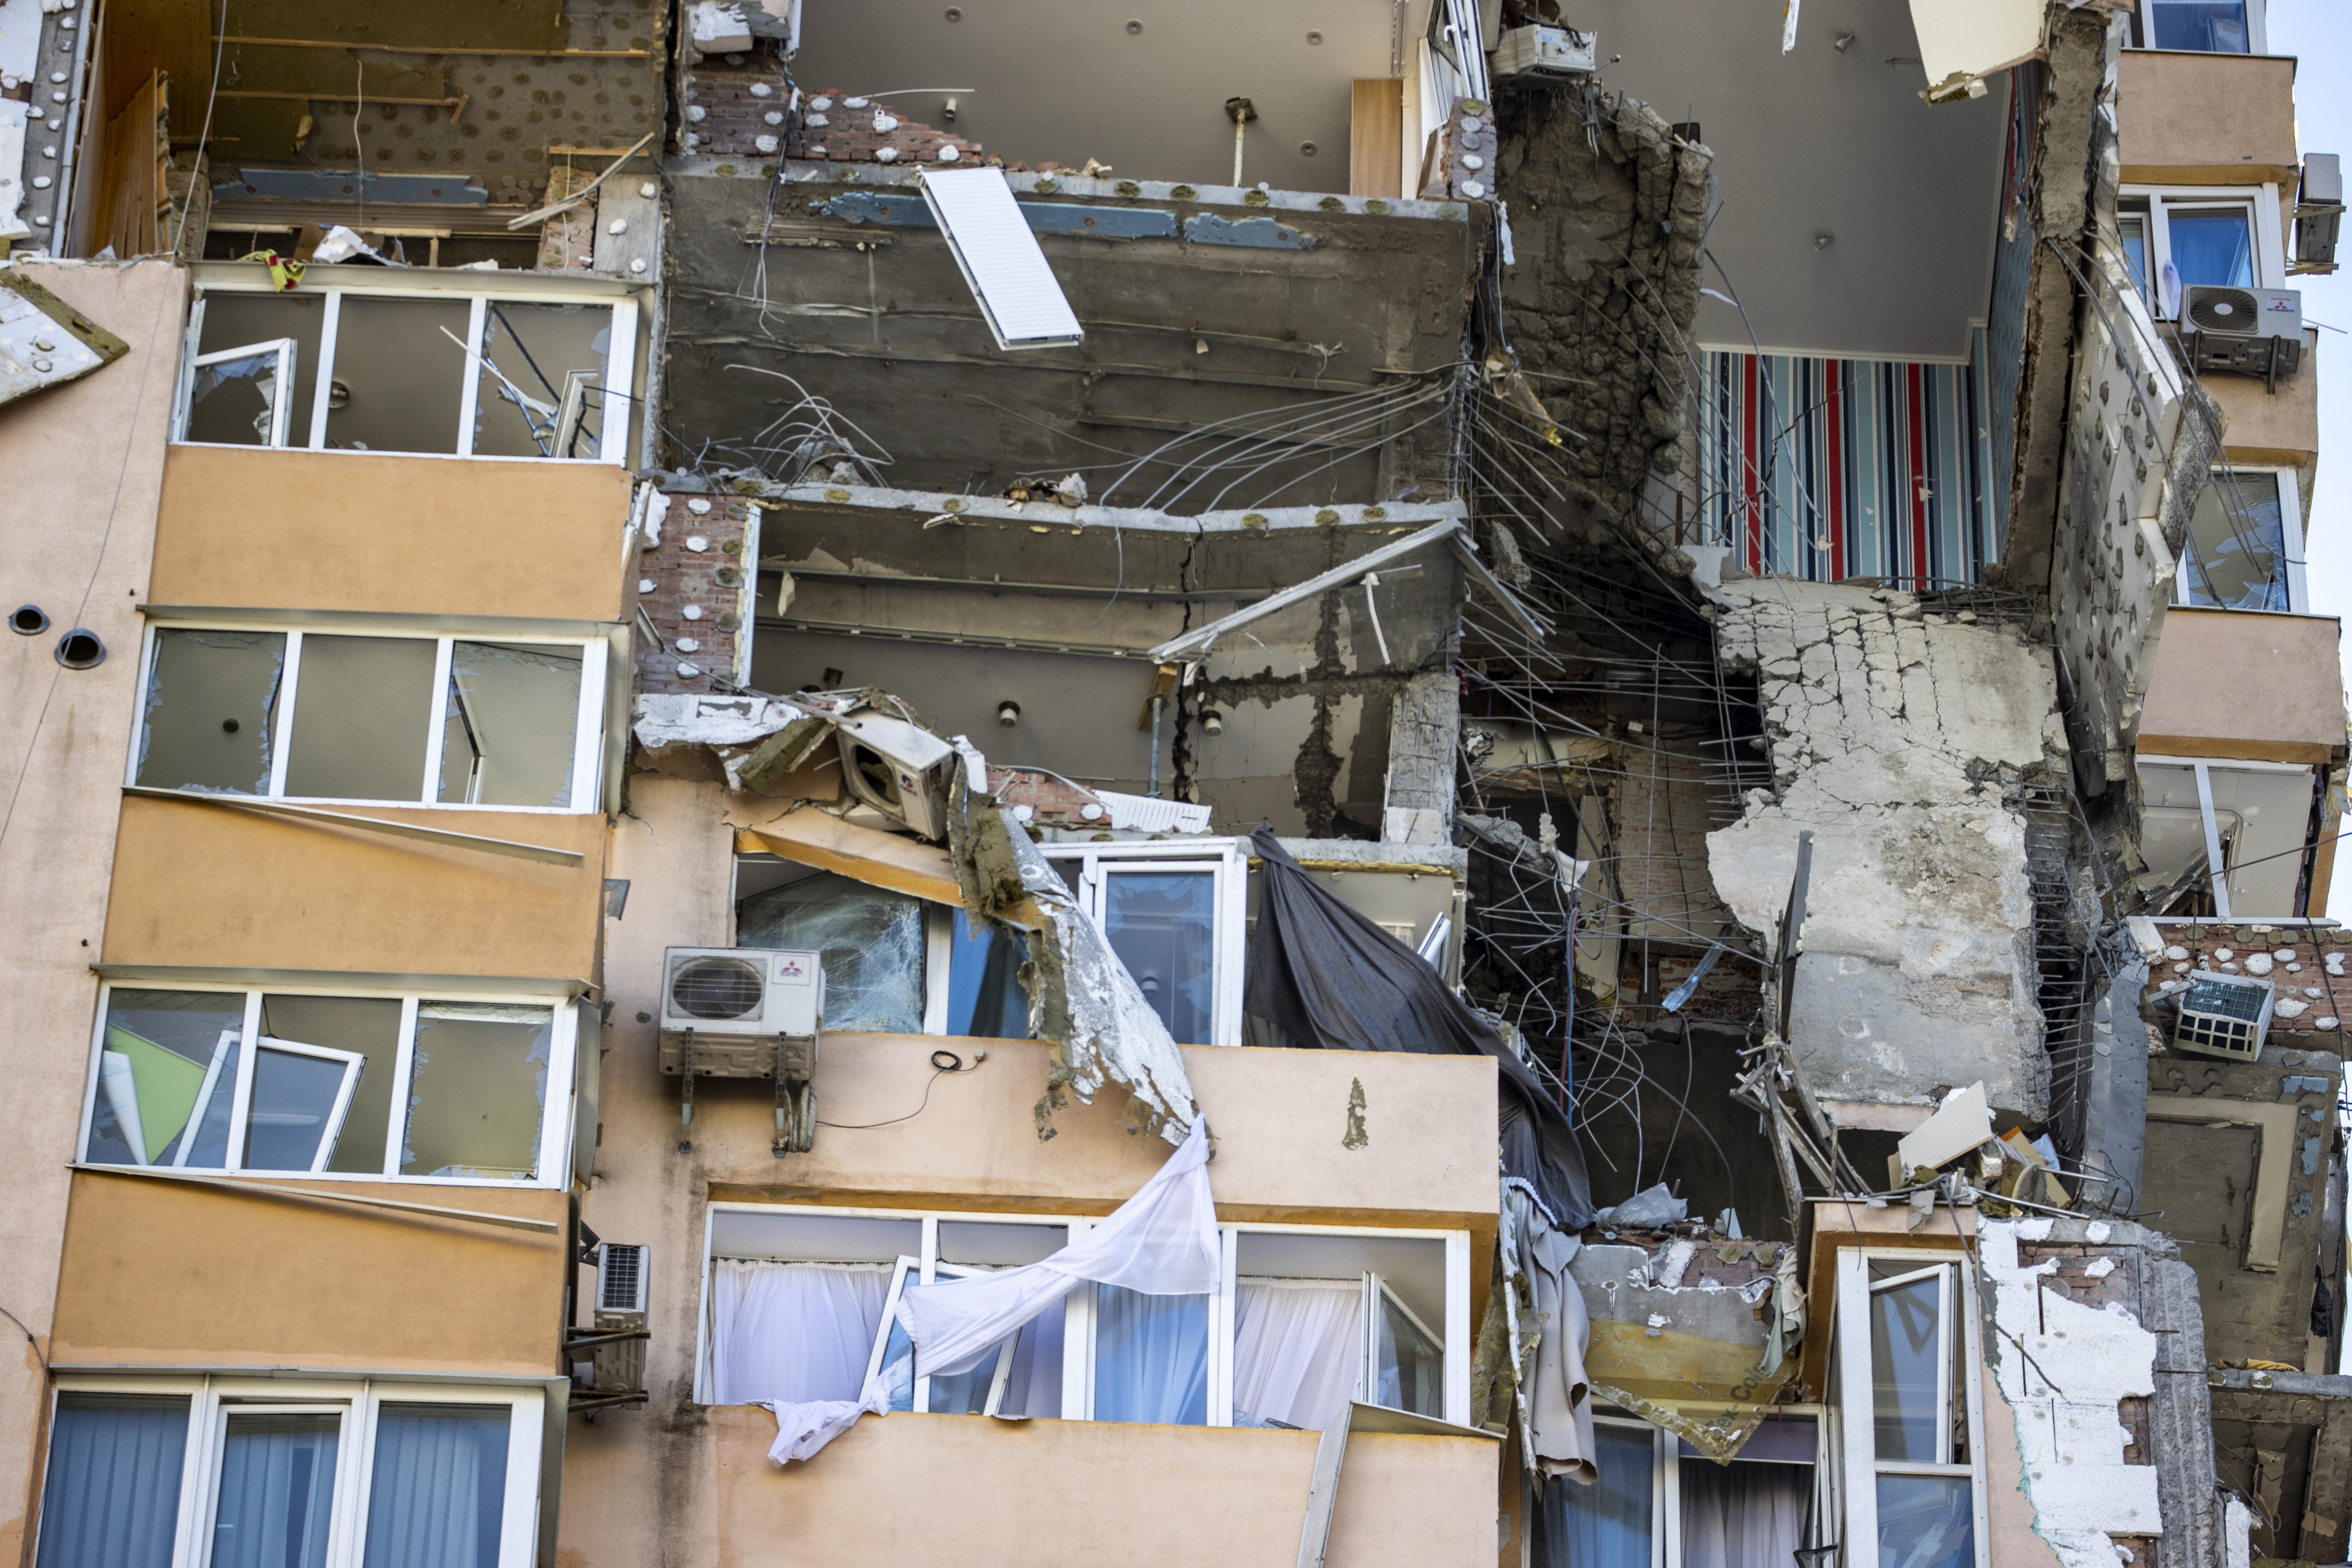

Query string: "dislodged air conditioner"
[2179, 284, 2304, 386]
[2171, 969, 2275, 1062]
[833, 709, 957, 840]
[658, 947, 824, 1151]
[570, 1241, 649, 1412]
[1494, 24, 1596, 81]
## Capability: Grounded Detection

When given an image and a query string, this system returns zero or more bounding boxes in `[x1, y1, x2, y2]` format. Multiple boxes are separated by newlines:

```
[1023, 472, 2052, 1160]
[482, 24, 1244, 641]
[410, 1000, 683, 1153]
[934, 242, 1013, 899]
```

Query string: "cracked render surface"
[1704, 579, 2068, 1120]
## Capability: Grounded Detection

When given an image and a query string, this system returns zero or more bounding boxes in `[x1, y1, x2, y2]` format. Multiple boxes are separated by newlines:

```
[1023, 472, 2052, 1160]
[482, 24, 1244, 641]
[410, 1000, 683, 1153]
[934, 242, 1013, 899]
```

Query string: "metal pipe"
[1149, 694, 1165, 797]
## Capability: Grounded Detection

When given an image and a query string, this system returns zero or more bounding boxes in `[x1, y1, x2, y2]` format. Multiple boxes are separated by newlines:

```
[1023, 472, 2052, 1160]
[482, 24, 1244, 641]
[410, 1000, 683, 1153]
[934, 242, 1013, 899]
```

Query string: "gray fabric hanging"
[1243, 825, 1597, 1229]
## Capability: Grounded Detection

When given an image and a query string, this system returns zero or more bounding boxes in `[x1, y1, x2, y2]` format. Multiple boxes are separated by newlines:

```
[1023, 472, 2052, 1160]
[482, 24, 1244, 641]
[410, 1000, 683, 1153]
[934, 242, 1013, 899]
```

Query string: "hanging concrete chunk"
[1906, 0, 2046, 103]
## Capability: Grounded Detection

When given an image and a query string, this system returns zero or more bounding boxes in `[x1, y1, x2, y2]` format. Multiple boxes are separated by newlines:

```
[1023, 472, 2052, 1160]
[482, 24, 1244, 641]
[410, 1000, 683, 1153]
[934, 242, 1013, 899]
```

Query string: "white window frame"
[2128, 0, 2267, 54]
[2175, 463, 2306, 613]
[242, 1034, 367, 1175]
[129, 619, 609, 814]
[77, 983, 583, 1189]
[1561, 1409, 1833, 1568]
[1039, 839, 1250, 1047]
[182, 337, 300, 449]
[2119, 185, 2288, 318]
[2138, 753, 2318, 920]
[37, 1374, 544, 1568]
[695, 1203, 1471, 1427]
[1832, 1249, 1991, 1568]
[174, 273, 640, 464]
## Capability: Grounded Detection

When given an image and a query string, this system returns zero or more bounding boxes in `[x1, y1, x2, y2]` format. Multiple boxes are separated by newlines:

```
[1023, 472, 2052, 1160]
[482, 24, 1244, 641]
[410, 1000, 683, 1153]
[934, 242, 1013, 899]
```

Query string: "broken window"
[283, 634, 441, 804]
[440, 643, 586, 807]
[135, 624, 605, 811]
[2136, 757, 2318, 918]
[182, 292, 323, 447]
[697, 1205, 1468, 1427]
[2180, 468, 2300, 612]
[178, 280, 637, 462]
[135, 630, 284, 794]
[401, 1003, 554, 1180]
[33, 1378, 542, 1568]
[737, 867, 927, 1034]
[80, 986, 579, 1187]
[1833, 1253, 1985, 1568]
[1041, 841, 1248, 1045]
[1232, 1231, 1449, 1427]
[472, 303, 611, 459]
[1536, 1415, 1820, 1568]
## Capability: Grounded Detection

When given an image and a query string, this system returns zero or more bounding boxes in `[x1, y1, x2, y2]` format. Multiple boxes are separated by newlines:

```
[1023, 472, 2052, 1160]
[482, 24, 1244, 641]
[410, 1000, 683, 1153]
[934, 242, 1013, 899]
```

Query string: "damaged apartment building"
[1, 0, 2348, 1566]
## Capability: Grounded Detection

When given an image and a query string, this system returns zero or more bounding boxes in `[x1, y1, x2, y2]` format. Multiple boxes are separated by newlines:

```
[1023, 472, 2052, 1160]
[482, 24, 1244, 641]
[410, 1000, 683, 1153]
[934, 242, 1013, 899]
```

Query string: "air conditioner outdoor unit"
[2170, 969, 2275, 1062]
[569, 1242, 650, 1407]
[1494, 24, 1596, 80]
[658, 946, 824, 1151]
[2178, 284, 2304, 385]
[834, 710, 956, 841]
[597, 1241, 649, 1314]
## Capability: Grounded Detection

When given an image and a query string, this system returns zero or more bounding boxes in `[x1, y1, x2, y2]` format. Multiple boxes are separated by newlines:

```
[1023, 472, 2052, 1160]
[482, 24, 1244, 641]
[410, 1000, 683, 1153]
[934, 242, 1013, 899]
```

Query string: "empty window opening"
[135, 624, 604, 812]
[439, 642, 585, 807]
[323, 295, 472, 456]
[2138, 757, 2318, 918]
[401, 1003, 554, 1180]
[136, 629, 284, 796]
[473, 303, 611, 460]
[185, 293, 323, 448]
[82, 986, 576, 1188]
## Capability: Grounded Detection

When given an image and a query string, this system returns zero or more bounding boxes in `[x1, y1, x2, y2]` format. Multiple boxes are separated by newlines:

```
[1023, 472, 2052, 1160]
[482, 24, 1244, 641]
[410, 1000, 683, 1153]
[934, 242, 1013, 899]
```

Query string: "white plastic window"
[77, 985, 583, 1188]
[33, 1376, 543, 1568]
[1537, 1414, 1825, 1568]
[1039, 840, 1249, 1046]
[2118, 187, 2287, 316]
[175, 282, 638, 462]
[131, 623, 607, 813]
[1831, 1251, 1990, 1568]
[2131, 0, 2265, 53]
[696, 1206, 1472, 1428]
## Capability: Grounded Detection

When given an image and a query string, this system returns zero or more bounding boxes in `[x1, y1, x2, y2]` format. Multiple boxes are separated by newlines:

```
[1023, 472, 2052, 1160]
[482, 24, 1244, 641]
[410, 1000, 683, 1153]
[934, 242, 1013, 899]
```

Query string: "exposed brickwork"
[635, 493, 757, 696]
[2019, 1243, 2142, 1315]
[2116, 1396, 2151, 1465]
[680, 55, 800, 159]
[534, 166, 600, 271]
[1421, 98, 1495, 201]
[989, 766, 1110, 829]
[1648, 946, 1764, 1023]
[2143, 926, 2352, 1035]
[1684, 1241, 1779, 1293]
[780, 88, 985, 168]
[2113, 1535, 2158, 1568]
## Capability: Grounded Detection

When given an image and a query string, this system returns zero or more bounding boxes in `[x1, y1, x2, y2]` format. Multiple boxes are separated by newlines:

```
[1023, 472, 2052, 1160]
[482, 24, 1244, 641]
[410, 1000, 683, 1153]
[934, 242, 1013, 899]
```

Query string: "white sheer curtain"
[1680, 1460, 1810, 1568]
[361, 1405, 509, 1568]
[1231, 1281, 1363, 1429]
[1092, 1286, 1207, 1424]
[707, 1261, 889, 1406]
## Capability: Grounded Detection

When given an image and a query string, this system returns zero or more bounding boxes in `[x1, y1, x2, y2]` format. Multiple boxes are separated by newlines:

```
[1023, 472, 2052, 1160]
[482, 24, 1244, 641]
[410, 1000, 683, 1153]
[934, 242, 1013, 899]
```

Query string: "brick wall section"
[782, 89, 985, 167]
[534, 166, 599, 270]
[1646, 948, 1764, 1023]
[2143, 925, 2352, 1035]
[2021, 1243, 2154, 1467]
[680, 55, 799, 159]
[635, 493, 756, 696]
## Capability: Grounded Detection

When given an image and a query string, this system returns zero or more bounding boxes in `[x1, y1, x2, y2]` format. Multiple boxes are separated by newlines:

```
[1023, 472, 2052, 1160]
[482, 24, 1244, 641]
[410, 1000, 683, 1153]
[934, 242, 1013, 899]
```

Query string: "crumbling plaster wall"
[1493, 82, 1712, 526]
[1705, 579, 2066, 1120]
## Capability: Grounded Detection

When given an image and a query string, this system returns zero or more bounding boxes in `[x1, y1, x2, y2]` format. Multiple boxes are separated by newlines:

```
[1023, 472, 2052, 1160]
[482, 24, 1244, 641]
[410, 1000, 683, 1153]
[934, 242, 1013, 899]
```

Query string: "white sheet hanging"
[709, 1261, 888, 1406]
[898, 1116, 1220, 1377]
[1231, 1280, 1364, 1430]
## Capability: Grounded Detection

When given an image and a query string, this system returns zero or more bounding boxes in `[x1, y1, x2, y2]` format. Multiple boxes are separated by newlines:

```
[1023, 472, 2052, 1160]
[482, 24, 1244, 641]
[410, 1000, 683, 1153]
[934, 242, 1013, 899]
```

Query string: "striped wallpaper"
[1697, 331, 2002, 588]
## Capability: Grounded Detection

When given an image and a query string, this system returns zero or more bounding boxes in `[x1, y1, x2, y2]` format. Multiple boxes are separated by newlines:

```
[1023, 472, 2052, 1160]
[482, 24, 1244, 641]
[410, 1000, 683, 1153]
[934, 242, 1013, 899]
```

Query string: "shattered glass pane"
[324, 296, 471, 456]
[1102, 870, 1215, 1044]
[282, 634, 438, 802]
[136, 629, 284, 794]
[738, 872, 925, 1034]
[400, 1002, 552, 1180]
[2184, 471, 2287, 610]
[438, 641, 584, 807]
[85, 989, 244, 1168]
[189, 294, 322, 445]
[473, 303, 611, 459]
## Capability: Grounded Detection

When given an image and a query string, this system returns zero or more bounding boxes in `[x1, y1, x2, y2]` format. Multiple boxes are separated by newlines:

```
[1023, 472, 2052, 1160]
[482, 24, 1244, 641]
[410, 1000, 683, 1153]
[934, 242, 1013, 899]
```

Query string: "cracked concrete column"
[1382, 670, 1459, 845]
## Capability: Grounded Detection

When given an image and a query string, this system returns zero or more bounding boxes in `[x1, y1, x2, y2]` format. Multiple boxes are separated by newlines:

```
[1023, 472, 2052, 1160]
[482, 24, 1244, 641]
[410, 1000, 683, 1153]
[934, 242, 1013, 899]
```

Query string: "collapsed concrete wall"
[1705, 580, 2067, 1121]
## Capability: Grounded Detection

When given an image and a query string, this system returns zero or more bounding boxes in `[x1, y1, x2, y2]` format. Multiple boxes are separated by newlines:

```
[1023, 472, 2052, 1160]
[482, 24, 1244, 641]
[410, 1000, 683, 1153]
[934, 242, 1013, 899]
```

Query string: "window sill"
[167, 439, 620, 466]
